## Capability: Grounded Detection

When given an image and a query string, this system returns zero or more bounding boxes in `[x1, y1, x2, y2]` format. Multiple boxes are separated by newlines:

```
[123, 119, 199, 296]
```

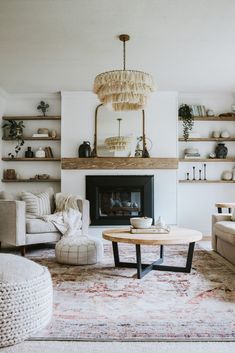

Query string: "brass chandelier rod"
[119, 34, 130, 71]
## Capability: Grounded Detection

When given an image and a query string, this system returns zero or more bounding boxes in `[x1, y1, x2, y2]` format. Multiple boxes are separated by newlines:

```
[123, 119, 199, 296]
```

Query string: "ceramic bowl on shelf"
[130, 217, 153, 229]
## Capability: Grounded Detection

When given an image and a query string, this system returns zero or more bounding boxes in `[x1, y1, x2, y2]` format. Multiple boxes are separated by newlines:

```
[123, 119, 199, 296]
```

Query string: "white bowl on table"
[130, 217, 153, 229]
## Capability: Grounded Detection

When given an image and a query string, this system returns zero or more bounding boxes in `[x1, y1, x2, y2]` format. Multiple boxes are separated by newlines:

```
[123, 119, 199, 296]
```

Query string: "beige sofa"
[0, 190, 90, 256]
[212, 212, 235, 266]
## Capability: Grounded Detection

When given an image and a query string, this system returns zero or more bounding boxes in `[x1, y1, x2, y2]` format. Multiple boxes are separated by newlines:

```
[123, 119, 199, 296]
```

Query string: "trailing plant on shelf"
[178, 104, 194, 141]
[2, 120, 25, 158]
[37, 101, 49, 116]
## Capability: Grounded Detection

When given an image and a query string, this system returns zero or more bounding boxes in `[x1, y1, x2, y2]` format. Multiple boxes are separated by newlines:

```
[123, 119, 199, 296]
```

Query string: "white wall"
[61, 91, 178, 232]
[1, 93, 61, 194]
[178, 92, 235, 234]
[0, 88, 7, 192]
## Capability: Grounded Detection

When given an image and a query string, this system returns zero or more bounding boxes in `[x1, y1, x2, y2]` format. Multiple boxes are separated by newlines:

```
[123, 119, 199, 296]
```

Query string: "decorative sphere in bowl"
[130, 217, 153, 229]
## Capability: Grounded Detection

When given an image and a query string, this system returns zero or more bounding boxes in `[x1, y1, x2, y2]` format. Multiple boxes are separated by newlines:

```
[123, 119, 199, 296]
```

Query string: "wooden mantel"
[61, 157, 178, 170]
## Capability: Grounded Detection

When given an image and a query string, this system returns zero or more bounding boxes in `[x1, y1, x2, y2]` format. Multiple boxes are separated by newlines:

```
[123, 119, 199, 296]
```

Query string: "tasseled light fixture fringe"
[93, 35, 155, 111]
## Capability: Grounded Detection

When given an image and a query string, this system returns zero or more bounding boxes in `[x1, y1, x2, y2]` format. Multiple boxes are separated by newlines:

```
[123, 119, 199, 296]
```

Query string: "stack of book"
[190, 105, 207, 117]
[32, 133, 49, 138]
[184, 148, 201, 159]
[44, 147, 54, 158]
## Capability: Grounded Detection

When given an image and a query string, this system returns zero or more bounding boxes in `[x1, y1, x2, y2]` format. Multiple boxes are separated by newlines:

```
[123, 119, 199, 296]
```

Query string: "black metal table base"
[112, 242, 195, 279]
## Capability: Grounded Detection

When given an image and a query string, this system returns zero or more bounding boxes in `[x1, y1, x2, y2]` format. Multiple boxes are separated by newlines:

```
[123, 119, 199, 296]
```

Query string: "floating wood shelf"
[179, 158, 235, 162]
[2, 157, 61, 161]
[179, 116, 235, 121]
[2, 137, 61, 141]
[179, 180, 235, 183]
[2, 179, 61, 183]
[179, 137, 235, 142]
[2, 116, 61, 121]
[62, 157, 179, 170]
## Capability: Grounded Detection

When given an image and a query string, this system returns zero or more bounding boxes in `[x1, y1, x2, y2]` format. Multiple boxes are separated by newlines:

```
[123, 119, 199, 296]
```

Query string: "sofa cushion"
[214, 221, 235, 245]
[26, 218, 58, 234]
[21, 189, 52, 216]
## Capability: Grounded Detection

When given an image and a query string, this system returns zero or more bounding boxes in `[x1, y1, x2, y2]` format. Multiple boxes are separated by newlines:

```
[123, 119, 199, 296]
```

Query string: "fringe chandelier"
[93, 34, 155, 111]
[105, 118, 131, 151]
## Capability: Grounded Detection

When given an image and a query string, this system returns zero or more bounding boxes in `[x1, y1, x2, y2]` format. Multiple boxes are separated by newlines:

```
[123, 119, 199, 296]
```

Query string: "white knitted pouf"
[55, 235, 104, 265]
[0, 254, 53, 348]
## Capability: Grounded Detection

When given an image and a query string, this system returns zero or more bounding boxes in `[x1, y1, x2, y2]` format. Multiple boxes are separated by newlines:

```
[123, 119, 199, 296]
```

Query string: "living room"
[0, 1, 234, 352]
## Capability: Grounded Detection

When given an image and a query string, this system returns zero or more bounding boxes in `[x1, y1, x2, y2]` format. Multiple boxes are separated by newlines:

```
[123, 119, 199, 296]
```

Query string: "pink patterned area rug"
[29, 243, 235, 341]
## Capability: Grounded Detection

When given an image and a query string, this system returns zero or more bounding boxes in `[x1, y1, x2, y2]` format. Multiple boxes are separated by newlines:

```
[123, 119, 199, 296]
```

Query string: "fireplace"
[86, 175, 154, 225]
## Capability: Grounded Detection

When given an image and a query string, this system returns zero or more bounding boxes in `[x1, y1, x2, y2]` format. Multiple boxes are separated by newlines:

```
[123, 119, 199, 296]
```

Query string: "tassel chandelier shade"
[105, 118, 131, 151]
[93, 34, 155, 111]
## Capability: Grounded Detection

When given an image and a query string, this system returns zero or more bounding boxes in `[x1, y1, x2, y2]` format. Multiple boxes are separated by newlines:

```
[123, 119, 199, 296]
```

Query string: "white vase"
[35, 147, 45, 158]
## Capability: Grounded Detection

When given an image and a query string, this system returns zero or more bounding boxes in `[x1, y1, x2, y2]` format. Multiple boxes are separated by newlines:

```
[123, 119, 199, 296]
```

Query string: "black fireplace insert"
[86, 175, 154, 225]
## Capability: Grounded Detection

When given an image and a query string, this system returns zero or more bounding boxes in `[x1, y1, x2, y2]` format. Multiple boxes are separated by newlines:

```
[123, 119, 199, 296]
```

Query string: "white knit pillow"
[21, 190, 51, 216]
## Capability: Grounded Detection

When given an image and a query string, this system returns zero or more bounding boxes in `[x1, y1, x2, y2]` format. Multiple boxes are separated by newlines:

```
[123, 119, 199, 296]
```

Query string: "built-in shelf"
[179, 180, 235, 183]
[2, 157, 61, 161]
[2, 116, 61, 121]
[179, 158, 235, 162]
[1, 179, 61, 183]
[179, 137, 235, 142]
[2, 137, 61, 141]
[62, 157, 179, 170]
[179, 116, 235, 121]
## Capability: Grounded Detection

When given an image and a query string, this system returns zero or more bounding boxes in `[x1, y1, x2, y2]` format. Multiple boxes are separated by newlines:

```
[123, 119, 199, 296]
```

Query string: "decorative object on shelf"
[135, 136, 143, 157]
[178, 104, 194, 141]
[232, 167, 235, 181]
[2, 120, 25, 158]
[209, 152, 216, 159]
[134, 135, 151, 158]
[206, 109, 215, 117]
[44, 146, 54, 158]
[231, 104, 235, 113]
[38, 128, 49, 135]
[130, 217, 153, 229]
[219, 112, 235, 117]
[215, 143, 228, 159]
[105, 118, 132, 152]
[78, 141, 91, 158]
[190, 105, 206, 117]
[193, 166, 196, 180]
[221, 170, 233, 181]
[37, 101, 49, 117]
[93, 34, 154, 111]
[184, 148, 200, 159]
[51, 130, 57, 138]
[220, 130, 230, 138]
[4, 169, 16, 180]
[212, 131, 220, 138]
[25, 146, 34, 158]
[199, 169, 202, 180]
[203, 163, 207, 180]
[31, 174, 50, 180]
[186, 172, 190, 180]
[35, 147, 46, 158]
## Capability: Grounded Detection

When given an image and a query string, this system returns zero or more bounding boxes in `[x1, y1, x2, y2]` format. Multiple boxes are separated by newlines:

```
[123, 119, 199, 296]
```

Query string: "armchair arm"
[0, 200, 26, 246]
[211, 213, 231, 251]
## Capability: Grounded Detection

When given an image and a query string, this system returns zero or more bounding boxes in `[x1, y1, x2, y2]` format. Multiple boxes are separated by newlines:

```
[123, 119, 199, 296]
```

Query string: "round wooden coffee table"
[103, 228, 202, 279]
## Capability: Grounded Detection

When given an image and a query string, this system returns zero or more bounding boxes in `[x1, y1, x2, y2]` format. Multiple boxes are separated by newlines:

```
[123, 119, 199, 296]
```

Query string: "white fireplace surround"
[61, 91, 178, 235]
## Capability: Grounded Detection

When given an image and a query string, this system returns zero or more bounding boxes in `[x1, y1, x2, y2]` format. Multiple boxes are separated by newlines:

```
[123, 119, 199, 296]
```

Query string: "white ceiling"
[0, 0, 235, 94]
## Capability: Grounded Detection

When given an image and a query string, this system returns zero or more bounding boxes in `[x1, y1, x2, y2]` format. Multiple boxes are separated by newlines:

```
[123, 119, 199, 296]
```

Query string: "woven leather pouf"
[55, 235, 104, 265]
[0, 254, 53, 348]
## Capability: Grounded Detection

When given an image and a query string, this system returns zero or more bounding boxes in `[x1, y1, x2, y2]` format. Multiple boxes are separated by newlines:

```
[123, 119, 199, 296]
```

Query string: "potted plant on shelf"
[2, 120, 25, 158]
[178, 104, 194, 141]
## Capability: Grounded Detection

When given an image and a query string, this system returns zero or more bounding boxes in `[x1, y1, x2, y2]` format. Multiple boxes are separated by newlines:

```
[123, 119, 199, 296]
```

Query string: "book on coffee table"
[130, 226, 170, 234]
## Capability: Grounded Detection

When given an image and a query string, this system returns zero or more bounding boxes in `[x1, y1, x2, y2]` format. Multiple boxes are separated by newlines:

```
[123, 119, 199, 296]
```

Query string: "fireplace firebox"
[86, 175, 154, 225]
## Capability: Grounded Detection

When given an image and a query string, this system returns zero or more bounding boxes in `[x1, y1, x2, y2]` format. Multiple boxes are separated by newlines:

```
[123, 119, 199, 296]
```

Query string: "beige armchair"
[212, 203, 235, 266]
[0, 194, 90, 256]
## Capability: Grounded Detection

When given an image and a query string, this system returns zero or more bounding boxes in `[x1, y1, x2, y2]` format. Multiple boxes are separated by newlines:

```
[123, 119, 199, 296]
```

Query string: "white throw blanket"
[42, 194, 82, 237]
